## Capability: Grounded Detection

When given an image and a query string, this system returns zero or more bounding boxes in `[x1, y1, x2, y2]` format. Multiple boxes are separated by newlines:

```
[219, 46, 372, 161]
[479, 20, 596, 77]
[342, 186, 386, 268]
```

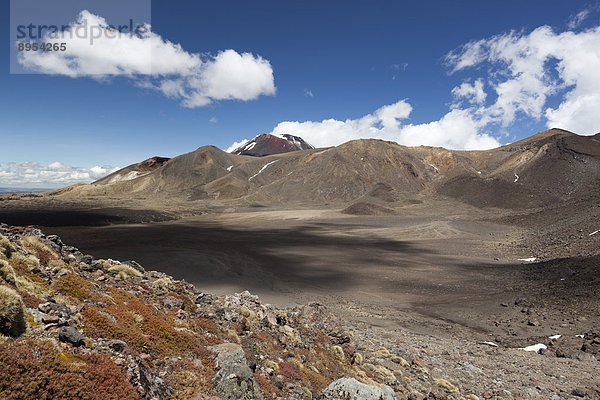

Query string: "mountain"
[94, 156, 170, 185]
[437, 128, 600, 208]
[231, 133, 314, 156]
[54, 129, 600, 211]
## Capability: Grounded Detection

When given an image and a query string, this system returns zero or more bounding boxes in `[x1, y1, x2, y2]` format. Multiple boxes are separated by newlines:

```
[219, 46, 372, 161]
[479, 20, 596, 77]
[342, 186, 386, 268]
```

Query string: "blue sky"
[1, 1, 599, 187]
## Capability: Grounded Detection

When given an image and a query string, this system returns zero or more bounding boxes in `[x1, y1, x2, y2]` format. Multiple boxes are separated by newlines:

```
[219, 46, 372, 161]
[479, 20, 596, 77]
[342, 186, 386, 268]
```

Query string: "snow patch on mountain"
[249, 160, 279, 181]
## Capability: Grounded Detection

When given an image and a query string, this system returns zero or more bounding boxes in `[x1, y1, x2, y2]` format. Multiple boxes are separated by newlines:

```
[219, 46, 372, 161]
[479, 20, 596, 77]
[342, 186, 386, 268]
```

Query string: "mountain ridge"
[51, 129, 600, 210]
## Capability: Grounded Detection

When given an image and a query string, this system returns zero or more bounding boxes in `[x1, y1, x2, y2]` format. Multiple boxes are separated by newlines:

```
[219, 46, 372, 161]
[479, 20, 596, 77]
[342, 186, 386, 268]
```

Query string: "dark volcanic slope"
[54, 129, 600, 210]
[438, 129, 600, 208]
[231, 133, 314, 156]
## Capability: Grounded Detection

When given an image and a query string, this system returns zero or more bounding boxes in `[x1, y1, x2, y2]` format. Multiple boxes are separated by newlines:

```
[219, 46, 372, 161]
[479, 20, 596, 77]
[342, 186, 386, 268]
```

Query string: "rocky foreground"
[0, 223, 477, 400]
[1, 223, 599, 400]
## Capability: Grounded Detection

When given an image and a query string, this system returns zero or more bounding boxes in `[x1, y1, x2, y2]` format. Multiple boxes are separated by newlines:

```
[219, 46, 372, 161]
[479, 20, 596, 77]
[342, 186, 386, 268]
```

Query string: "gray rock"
[58, 326, 84, 346]
[136, 359, 172, 400]
[38, 302, 72, 316]
[462, 363, 483, 374]
[80, 255, 94, 265]
[78, 261, 96, 272]
[61, 246, 82, 258]
[570, 350, 597, 362]
[320, 378, 396, 400]
[41, 315, 60, 324]
[161, 296, 184, 310]
[209, 343, 263, 400]
[525, 388, 539, 397]
[46, 235, 64, 246]
[195, 293, 214, 305]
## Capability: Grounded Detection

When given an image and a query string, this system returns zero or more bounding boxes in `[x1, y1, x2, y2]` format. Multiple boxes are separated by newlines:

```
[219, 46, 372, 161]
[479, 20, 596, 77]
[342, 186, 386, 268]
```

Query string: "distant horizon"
[0, 186, 52, 192]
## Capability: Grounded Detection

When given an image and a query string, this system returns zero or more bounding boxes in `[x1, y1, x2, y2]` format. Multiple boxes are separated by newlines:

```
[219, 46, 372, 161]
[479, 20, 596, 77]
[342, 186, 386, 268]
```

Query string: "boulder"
[209, 343, 264, 400]
[320, 378, 396, 400]
[58, 326, 84, 346]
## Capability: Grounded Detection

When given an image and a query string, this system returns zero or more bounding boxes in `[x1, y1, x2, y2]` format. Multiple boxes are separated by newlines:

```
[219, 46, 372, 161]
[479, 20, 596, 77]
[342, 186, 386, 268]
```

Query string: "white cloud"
[446, 39, 487, 73]
[0, 162, 119, 188]
[392, 63, 409, 71]
[48, 161, 65, 170]
[226, 139, 250, 153]
[568, 9, 591, 29]
[266, 100, 499, 150]
[18, 10, 275, 107]
[90, 165, 109, 174]
[209, 117, 218, 124]
[181, 50, 275, 107]
[446, 25, 600, 135]
[304, 88, 314, 97]
[452, 79, 487, 105]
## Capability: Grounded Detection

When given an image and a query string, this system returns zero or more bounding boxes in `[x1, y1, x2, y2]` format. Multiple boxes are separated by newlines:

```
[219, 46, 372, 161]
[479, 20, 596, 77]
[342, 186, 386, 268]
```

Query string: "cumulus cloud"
[18, 10, 275, 107]
[266, 100, 499, 150]
[226, 139, 250, 153]
[452, 79, 487, 105]
[446, 25, 600, 135]
[0, 162, 119, 188]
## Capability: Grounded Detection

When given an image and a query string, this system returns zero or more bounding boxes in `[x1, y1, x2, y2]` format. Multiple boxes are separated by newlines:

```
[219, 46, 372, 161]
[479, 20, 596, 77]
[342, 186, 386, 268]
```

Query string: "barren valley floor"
[7, 206, 592, 343]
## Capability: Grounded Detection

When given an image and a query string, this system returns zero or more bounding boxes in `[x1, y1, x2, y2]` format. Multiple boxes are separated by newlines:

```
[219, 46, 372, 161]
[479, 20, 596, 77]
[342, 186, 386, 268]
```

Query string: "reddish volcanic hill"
[231, 134, 314, 156]
[94, 156, 170, 185]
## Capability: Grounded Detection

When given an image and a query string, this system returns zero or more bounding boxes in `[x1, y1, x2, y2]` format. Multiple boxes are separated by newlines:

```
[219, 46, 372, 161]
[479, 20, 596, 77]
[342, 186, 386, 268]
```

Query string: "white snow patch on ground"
[289, 137, 302, 149]
[249, 160, 279, 181]
[514, 174, 519, 183]
[244, 142, 256, 151]
[108, 171, 145, 184]
[576, 335, 585, 338]
[480, 341, 499, 347]
[274, 133, 313, 149]
[589, 229, 599, 236]
[518, 257, 538, 262]
[520, 343, 547, 352]
[429, 164, 439, 173]
[227, 165, 233, 172]
[477, 171, 482, 175]
[548, 334, 562, 340]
